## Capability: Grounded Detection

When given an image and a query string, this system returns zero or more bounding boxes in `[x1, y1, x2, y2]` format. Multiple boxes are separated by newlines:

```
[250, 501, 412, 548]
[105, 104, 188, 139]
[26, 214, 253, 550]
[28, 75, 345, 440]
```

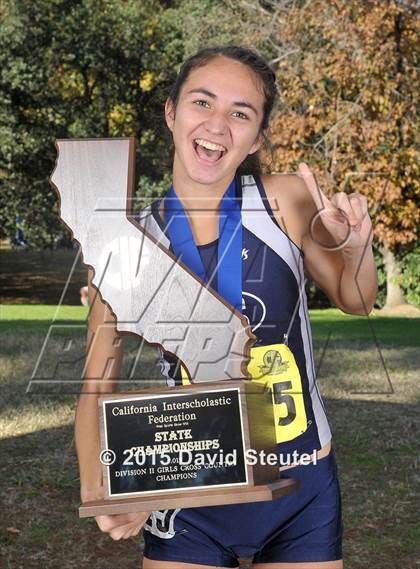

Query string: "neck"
[171, 159, 235, 214]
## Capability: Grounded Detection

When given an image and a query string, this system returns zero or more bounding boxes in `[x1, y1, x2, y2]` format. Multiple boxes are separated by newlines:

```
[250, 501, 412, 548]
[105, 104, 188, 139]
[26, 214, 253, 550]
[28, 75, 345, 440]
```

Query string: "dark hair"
[167, 46, 278, 176]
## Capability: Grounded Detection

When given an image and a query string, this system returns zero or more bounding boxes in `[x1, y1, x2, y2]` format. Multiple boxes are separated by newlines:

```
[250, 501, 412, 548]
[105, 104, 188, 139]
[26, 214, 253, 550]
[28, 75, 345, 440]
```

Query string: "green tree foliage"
[0, 0, 182, 247]
[162, 0, 272, 59]
[397, 245, 420, 307]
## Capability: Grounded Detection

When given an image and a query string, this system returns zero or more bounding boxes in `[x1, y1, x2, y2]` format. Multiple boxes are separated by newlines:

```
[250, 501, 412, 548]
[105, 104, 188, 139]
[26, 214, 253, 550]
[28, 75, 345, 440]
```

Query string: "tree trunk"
[382, 246, 407, 308]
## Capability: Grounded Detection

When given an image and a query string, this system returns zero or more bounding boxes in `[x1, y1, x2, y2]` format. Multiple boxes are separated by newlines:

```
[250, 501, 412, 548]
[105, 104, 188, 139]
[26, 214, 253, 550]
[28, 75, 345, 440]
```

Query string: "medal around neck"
[50, 138, 298, 517]
[165, 178, 243, 313]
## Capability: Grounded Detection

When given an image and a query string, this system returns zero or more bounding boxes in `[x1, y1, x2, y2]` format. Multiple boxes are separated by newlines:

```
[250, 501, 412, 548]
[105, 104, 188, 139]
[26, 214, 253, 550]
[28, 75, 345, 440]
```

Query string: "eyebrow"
[186, 88, 259, 116]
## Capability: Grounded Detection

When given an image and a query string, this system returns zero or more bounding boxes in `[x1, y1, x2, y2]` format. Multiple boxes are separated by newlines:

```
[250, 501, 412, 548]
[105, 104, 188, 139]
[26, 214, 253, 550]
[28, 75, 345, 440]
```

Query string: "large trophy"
[50, 138, 298, 518]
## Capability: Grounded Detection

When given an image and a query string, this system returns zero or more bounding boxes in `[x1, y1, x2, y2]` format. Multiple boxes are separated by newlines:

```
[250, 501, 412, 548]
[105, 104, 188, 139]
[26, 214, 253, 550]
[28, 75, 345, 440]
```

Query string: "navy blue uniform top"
[136, 174, 332, 458]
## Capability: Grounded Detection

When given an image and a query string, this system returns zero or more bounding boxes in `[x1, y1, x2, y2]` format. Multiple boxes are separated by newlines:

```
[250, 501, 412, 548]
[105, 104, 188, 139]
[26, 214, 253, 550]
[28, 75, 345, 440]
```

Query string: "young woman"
[75, 46, 377, 569]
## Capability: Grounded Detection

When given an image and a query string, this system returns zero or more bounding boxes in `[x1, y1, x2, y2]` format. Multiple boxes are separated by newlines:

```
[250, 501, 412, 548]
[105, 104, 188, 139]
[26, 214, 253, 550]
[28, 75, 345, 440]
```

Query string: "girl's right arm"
[74, 267, 123, 503]
[74, 269, 152, 539]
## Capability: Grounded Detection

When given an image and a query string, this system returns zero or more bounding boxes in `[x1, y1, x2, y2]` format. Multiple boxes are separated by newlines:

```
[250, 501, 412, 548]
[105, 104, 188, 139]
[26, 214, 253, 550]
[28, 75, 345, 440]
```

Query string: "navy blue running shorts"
[143, 449, 343, 567]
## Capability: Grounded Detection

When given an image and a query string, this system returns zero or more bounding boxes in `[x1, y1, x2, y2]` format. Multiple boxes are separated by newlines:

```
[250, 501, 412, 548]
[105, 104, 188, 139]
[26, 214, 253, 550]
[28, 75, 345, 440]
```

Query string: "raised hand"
[298, 162, 373, 252]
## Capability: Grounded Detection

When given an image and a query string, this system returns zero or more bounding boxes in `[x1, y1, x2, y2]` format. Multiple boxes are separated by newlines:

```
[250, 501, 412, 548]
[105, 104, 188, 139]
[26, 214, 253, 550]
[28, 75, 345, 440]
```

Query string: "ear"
[165, 98, 175, 132]
[248, 129, 267, 155]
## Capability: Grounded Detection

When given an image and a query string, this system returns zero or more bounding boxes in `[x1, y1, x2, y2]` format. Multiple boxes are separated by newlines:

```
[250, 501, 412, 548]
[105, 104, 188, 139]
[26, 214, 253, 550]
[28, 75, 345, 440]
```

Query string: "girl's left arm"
[298, 163, 377, 315]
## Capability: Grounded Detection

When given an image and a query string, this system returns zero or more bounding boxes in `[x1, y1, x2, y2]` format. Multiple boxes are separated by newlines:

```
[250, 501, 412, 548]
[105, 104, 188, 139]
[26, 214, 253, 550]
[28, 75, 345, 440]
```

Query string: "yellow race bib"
[180, 343, 308, 444]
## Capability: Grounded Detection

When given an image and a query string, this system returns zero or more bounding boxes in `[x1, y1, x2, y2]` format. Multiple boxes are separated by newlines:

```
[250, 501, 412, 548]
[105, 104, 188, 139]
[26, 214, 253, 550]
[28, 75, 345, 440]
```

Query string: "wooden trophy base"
[80, 381, 301, 519]
[79, 478, 300, 517]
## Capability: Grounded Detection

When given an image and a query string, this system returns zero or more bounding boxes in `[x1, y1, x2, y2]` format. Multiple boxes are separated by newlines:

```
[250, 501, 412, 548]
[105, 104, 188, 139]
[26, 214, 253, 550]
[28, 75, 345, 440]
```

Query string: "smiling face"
[165, 56, 266, 188]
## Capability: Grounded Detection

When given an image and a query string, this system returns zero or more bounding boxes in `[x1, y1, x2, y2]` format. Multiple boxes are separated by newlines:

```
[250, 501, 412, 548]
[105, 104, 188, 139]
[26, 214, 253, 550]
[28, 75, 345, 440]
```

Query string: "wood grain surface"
[79, 478, 299, 517]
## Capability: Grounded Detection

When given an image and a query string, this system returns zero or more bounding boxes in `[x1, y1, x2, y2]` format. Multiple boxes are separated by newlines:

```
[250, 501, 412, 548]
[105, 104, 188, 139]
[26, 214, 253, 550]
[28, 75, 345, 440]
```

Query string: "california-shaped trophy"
[50, 137, 299, 517]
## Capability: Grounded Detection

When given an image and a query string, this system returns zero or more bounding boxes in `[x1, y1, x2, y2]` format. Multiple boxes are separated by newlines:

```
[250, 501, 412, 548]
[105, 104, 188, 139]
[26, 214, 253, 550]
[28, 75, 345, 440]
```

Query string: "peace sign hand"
[298, 163, 373, 252]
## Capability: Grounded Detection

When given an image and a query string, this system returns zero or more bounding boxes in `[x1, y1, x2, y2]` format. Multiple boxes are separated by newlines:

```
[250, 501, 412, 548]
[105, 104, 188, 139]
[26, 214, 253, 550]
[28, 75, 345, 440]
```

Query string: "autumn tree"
[234, 0, 418, 307]
[167, 0, 419, 307]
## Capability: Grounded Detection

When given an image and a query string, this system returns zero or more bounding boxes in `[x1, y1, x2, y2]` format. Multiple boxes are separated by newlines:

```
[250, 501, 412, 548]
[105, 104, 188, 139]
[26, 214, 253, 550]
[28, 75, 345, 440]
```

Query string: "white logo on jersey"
[144, 509, 181, 539]
[242, 291, 266, 332]
[242, 248, 249, 260]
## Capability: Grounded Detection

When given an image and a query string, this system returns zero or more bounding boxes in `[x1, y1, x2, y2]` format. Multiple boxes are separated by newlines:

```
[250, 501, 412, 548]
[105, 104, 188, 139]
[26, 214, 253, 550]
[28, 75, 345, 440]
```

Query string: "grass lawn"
[0, 306, 419, 568]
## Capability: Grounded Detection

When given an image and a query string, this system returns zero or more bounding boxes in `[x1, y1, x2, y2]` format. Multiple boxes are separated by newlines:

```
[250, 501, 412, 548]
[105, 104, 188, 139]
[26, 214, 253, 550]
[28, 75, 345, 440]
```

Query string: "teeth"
[194, 138, 226, 152]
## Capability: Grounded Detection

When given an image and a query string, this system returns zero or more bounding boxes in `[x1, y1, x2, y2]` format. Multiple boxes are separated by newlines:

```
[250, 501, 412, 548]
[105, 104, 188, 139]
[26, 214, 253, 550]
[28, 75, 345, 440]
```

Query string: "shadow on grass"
[0, 427, 145, 569]
[0, 249, 87, 305]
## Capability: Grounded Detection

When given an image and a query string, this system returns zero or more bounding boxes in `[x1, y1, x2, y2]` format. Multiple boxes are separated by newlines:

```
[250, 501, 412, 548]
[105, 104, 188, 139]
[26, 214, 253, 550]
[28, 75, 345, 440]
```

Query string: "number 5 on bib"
[247, 344, 308, 444]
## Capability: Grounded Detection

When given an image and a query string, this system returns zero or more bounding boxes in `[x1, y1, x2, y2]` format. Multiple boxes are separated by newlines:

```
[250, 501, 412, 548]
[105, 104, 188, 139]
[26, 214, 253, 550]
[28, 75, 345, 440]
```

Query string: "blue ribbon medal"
[164, 178, 242, 313]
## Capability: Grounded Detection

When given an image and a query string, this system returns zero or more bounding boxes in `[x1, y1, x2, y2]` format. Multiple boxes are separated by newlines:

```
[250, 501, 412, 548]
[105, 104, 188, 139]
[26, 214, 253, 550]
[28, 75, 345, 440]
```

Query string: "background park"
[0, 1, 419, 567]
